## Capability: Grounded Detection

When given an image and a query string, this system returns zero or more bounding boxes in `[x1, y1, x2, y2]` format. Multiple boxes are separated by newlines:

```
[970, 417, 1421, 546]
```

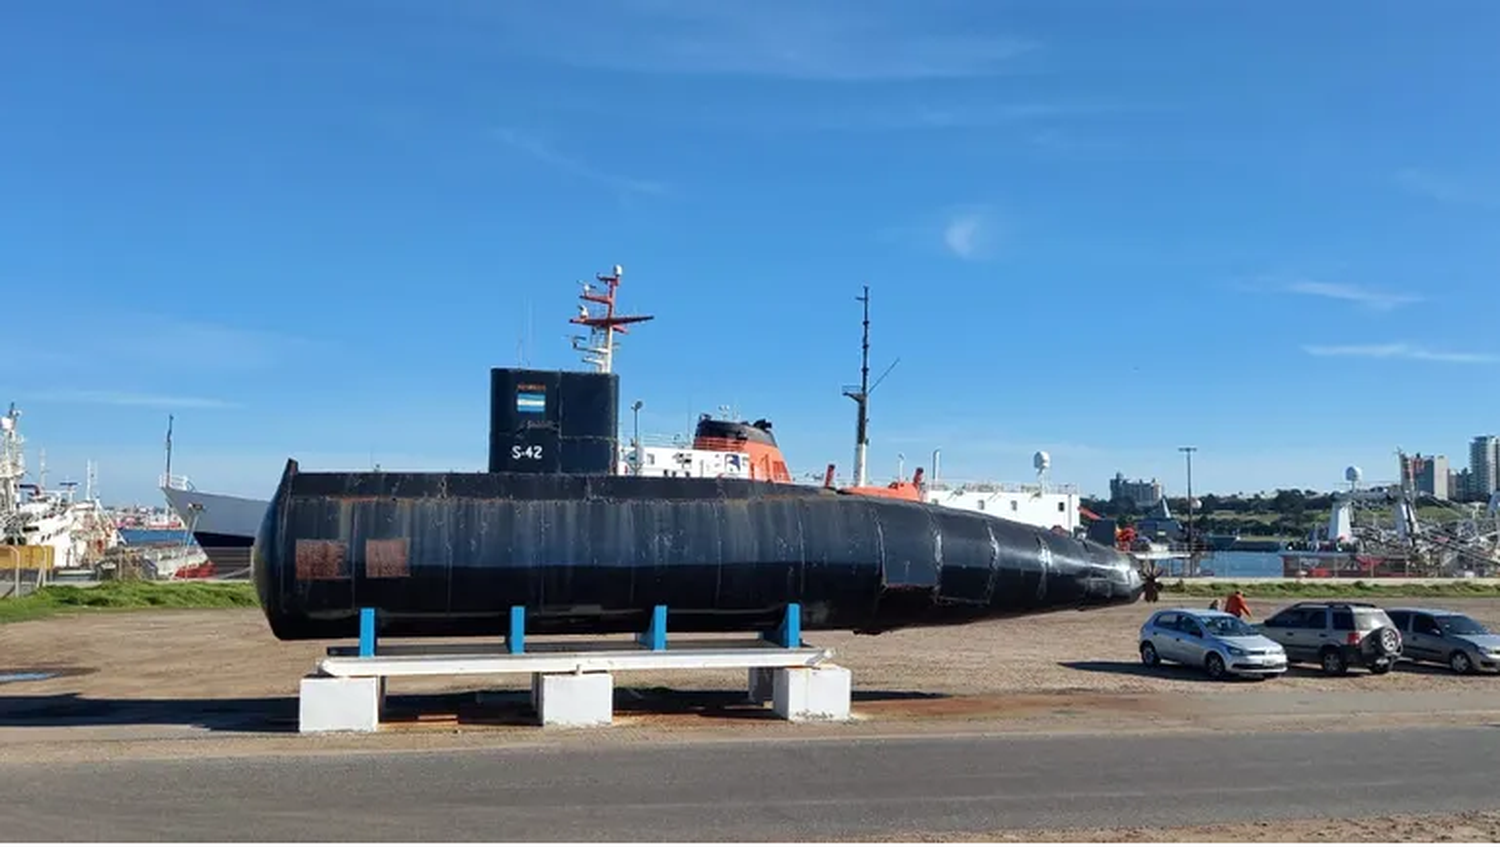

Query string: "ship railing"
[159, 473, 195, 492]
[627, 432, 696, 449]
[921, 479, 1080, 496]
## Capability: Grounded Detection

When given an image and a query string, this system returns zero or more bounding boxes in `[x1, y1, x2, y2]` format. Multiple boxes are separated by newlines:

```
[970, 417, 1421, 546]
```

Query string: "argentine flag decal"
[515, 391, 546, 413]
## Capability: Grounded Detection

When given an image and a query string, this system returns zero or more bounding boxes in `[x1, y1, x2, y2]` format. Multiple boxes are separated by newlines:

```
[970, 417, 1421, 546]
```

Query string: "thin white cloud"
[29, 390, 241, 410]
[1236, 275, 1422, 311]
[469, 1, 1037, 82]
[1301, 343, 1496, 364]
[942, 209, 996, 261]
[1394, 168, 1500, 210]
[1282, 279, 1422, 311]
[493, 128, 667, 196]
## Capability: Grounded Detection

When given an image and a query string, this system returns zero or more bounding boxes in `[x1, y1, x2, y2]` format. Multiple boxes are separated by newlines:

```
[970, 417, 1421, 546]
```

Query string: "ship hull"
[253, 460, 1142, 641]
[160, 486, 268, 576]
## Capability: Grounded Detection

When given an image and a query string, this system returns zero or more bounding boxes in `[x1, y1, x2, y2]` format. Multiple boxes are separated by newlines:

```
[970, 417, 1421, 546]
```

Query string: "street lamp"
[1179, 446, 1197, 569]
[631, 400, 643, 476]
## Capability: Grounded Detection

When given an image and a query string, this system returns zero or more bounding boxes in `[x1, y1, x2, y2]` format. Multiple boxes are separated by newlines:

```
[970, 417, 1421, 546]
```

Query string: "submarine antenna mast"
[569, 264, 654, 373]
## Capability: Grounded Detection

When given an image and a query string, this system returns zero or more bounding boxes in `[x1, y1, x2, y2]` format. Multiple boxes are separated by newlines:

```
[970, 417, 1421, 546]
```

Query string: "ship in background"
[1, 403, 121, 578]
[158, 416, 263, 578]
[618, 281, 1087, 538]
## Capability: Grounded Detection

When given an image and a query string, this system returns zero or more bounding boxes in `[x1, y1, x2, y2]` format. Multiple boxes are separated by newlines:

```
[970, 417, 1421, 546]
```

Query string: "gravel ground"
[6, 595, 1499, 697]
[1, 593, 1497, 747]
[874, 810, 1500, 843]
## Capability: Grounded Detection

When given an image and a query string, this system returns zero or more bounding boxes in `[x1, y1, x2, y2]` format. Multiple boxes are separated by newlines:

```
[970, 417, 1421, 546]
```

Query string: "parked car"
[1384, 607, 1500, 675]
[1257, 601, 1402, 675]
[1138, 607, 1288, 680]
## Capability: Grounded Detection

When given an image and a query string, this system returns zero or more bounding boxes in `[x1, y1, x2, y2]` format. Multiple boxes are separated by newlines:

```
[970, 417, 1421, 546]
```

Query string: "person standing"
[1224, 590, 1251, 620]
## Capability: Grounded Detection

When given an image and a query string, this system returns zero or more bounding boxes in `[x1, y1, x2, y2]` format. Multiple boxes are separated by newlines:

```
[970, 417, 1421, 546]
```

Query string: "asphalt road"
[2, 726, 1498, 841]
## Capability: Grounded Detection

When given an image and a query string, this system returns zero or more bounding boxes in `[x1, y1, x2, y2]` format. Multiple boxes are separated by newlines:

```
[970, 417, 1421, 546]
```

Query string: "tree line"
[1081, 489, 1338, 539]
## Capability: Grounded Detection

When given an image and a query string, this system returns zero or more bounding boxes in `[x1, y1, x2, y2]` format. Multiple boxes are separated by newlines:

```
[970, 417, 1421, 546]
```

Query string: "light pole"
[631, 400, 643, 475]
[1179, 446, 1197, 572]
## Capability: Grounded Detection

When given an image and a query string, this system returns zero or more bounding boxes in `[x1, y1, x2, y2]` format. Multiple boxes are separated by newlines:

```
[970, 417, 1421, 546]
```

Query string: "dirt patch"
[868, 809, 1500, 842]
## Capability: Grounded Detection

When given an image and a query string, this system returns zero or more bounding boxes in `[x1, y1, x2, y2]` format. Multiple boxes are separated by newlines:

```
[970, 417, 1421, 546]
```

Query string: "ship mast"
[0, 404, 25, 539]
[569, 264, 654, 373]
[843, 287, 872, 487]
[841, 286, 899, 488]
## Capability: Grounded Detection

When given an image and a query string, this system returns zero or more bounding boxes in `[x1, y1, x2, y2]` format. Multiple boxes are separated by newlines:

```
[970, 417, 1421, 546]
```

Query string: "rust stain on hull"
[295, 539, 348, 581]
[366, 538, 410, 579]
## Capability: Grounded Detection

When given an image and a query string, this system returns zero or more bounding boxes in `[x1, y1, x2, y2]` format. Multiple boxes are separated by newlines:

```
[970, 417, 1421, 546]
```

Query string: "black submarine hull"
[251, 459, 1143, 641]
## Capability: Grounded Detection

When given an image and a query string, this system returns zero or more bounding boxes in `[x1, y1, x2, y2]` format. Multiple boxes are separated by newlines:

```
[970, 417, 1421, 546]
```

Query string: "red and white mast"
[569, 264, 654, 373]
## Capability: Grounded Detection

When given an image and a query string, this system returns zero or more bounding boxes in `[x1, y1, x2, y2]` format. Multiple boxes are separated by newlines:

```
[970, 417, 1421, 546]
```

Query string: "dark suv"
[1257, 601, 1403, 675]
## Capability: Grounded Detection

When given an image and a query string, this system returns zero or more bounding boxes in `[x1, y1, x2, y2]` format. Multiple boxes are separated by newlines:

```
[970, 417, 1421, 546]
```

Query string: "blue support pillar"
[358, 607, 377, 657]
[506, 605, 526, 655]
[637, 604, 668, 651]
[763, 602, 802, 648]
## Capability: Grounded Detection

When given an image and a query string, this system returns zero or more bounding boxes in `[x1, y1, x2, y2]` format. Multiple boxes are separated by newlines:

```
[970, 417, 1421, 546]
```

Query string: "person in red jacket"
[1223, 590, 1252, 620]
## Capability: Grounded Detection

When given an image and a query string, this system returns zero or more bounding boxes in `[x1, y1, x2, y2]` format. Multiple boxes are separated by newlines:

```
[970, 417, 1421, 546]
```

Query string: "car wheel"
[1368, 661, 1392, 675]
[1450, 651, 1473, 675]
[1205, 652, 1226, 680]
[1320, 648, 1348, 675]
[1140, 641, 1160, 667]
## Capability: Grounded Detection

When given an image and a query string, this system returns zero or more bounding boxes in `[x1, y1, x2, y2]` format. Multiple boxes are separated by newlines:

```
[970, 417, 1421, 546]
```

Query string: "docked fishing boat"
[1, 405, 120, 577]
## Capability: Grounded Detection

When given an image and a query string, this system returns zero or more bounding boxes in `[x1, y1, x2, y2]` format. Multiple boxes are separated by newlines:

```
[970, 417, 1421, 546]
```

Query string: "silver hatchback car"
[1139, 607, 1288, 680]
[1384, 607, 1500, 674]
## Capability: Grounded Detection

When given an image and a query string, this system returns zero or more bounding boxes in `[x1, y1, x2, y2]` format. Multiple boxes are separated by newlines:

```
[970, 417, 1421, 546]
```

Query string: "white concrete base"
[536, 672, 614, 727]
[747, 667, 775, 703]
[299, 675, 383, 733]
[772, 665, 852, 722]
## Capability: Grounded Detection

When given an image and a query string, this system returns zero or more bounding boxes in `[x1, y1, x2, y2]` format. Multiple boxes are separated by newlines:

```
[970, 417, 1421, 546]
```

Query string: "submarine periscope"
[250, 363, 1143, 642]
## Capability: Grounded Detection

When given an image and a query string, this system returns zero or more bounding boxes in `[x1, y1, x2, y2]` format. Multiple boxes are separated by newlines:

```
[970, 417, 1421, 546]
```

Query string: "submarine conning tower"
[488, 367, 619, 475]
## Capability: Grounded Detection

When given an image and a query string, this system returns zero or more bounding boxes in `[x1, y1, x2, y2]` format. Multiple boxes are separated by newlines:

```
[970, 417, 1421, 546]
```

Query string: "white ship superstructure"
[0, 404, 119, 573]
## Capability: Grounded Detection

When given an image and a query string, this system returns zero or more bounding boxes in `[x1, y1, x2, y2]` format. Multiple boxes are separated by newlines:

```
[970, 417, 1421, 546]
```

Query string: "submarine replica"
[250, 268, 1143, 641]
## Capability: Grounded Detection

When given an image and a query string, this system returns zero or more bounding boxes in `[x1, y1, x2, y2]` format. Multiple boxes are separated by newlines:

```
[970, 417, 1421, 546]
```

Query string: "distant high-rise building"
[1471, 436, 1500, 497]
[1415, 455, 1449, 499]
[1455, 468, 1476, 502]
[1109, 472, 1162, 508]
[1400, 452, 1448, 498]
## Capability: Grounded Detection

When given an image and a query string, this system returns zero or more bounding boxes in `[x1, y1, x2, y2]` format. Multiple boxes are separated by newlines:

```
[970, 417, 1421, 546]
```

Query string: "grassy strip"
[1162, 580, 1500, 599]
[0, 581, 258, 625]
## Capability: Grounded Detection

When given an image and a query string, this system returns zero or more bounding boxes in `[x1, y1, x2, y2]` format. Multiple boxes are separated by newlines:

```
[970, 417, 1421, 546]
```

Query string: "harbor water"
[1171, 550, 1286, 579]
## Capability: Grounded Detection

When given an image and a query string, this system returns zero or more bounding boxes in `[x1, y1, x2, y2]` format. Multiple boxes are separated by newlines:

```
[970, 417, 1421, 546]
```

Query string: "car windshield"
[1353, 609, 1393, 630]
[1437, 615, 1489, 636]
[1202, 616, 1256, 637]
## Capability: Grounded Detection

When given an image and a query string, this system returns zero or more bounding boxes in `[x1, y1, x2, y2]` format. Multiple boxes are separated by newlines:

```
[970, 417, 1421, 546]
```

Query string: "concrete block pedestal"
[536, 671, 614, 727]
[771, 664, 852, 722]
[299, 675, 384, 733]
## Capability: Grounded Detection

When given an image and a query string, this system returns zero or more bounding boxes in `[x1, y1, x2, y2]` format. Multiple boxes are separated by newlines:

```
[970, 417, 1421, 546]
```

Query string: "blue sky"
[4, 0, 1499, 506]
